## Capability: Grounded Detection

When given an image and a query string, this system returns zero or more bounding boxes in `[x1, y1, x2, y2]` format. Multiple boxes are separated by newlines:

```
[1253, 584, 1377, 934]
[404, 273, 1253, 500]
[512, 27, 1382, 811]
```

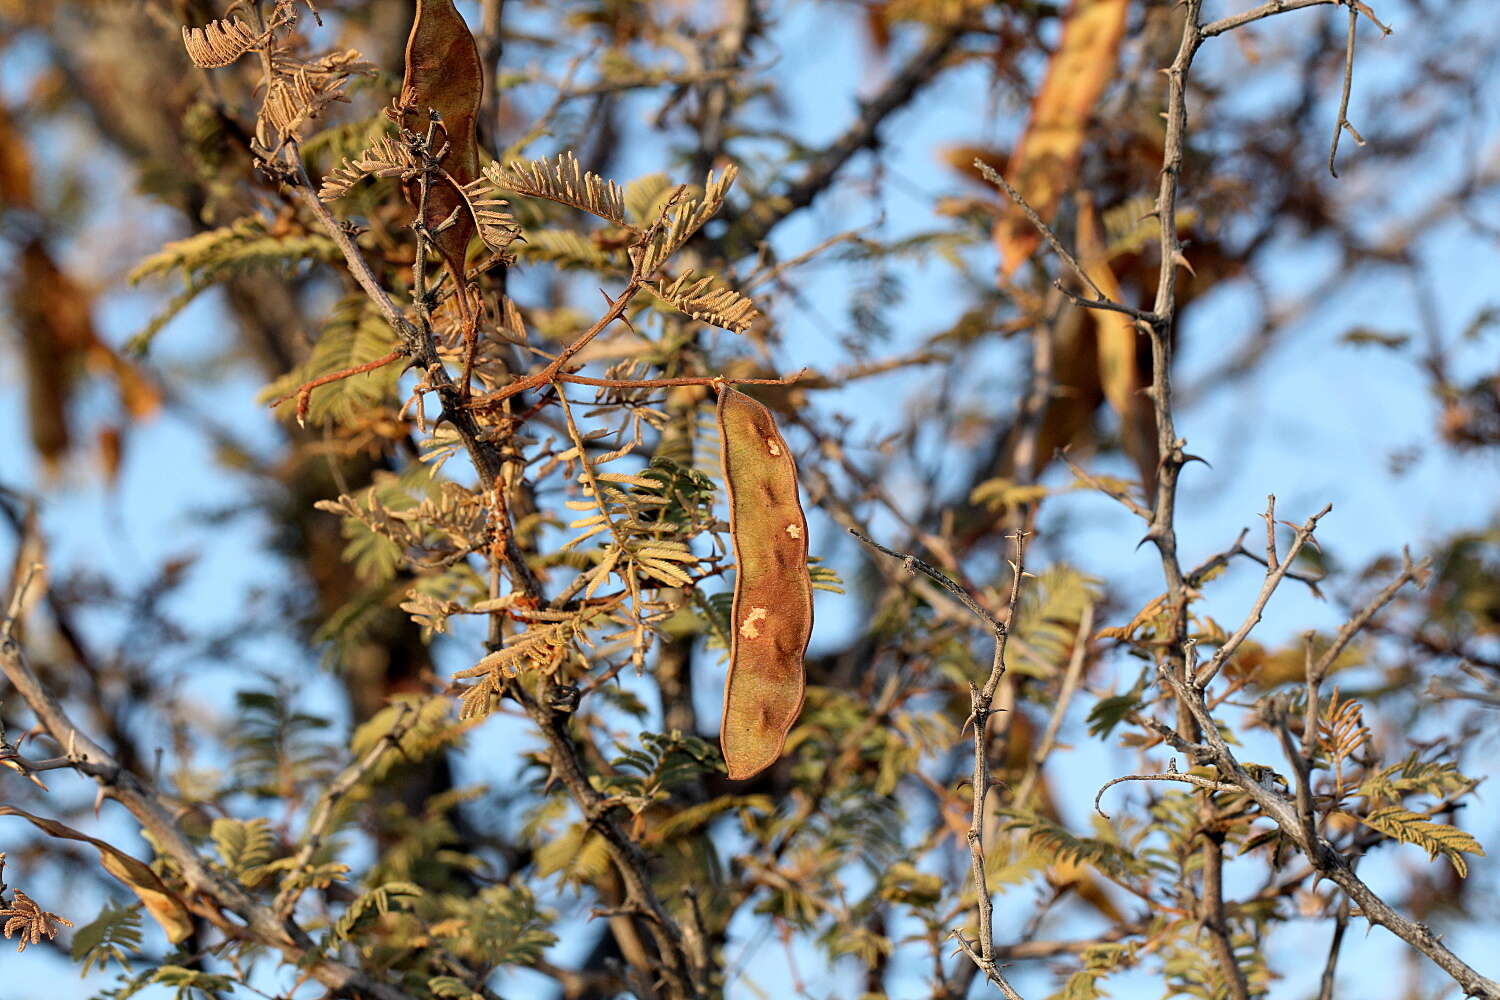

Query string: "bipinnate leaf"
[630, 164, 738, 276]
[259, 50, 375, 146]
[182, 17, 262, 68]
[649, 270, 759, 334]
[1, 887, 71, 952]
[717, 386, 813, 780]
[454, 175, 520, 254]
[70, 901, 142, 974]
[319, 132, 419, 201]
[1353, 806, 1486, 877]
[485, 151, 628, 227]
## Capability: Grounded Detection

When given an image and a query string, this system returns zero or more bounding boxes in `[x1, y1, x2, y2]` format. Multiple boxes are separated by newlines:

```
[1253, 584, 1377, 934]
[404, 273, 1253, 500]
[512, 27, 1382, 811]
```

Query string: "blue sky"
[3, 0, 1500, 997]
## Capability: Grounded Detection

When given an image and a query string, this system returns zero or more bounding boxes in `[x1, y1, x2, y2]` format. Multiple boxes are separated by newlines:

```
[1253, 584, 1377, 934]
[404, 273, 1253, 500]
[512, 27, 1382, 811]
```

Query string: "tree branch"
[852, 527, 1027, 999]
[0, 626, 418, 1000]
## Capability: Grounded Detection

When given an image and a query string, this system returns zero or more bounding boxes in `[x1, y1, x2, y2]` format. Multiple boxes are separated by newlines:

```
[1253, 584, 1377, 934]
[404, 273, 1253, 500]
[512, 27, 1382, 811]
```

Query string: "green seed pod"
[717, 385, 813, 780]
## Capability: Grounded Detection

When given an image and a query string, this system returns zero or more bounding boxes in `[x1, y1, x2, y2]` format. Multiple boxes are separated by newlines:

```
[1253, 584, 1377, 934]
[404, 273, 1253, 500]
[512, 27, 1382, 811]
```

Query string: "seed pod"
[400, 0, 483, 309]
[717, 385, 813, 780]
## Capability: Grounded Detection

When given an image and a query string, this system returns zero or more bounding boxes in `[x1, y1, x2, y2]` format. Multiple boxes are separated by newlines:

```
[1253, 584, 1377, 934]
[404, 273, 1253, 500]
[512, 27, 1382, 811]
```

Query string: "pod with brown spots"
[717, 385, 813, 780]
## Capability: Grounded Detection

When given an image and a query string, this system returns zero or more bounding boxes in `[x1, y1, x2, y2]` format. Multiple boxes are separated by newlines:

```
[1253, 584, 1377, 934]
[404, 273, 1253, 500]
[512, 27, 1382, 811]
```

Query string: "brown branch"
[1186, 525, 1327, 595]
[543, 369, 803, 393]
[1062, 451, 1153, 522]
[1193, 497, 1333, 688]
[0, 623, 417, 1000]
[1119, 2, 1494, 993]
[973, 161, 1155, 324]
[285, 143, 702, 995]
[507, 678, 703, 998]
[1157, 661, 1500, 999]
[1201, 829, 1252, 1000]
[1140, 1, 1203, 742]
[1317, 896, 1352, 1000]
[1093, 770, 1239, 819]
[267, 348, 406, 426]
[1308, 547, 1428, 692]
[849, 529, 1004, 636]
[1328, 3, 1362, 178]
[1202, 0, 1342, 37]
[458, 281, 641, 410]
[852, 528, 1027, 999]
[1201, 0, 1390, 39]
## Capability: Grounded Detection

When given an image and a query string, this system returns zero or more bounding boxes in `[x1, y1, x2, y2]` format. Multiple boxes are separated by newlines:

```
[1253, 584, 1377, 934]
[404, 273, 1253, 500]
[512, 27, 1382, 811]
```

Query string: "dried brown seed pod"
[717, 385, 813, 780]
[399, 0, 483, 346]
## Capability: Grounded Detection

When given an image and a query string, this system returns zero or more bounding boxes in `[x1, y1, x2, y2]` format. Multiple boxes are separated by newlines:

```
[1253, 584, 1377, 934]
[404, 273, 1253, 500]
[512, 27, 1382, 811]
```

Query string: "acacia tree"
[2, 1, 1500, 999]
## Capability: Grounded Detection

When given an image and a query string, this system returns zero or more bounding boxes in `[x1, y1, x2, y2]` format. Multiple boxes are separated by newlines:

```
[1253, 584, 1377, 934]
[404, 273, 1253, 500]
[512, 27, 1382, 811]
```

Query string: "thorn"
[1172, 250, 1196, 276]
[1135, 526, 1162, 551]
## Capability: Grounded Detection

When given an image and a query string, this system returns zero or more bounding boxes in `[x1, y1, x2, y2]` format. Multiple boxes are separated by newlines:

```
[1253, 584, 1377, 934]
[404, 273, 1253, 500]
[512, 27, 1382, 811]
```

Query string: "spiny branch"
[851, 527, 1028, 1000]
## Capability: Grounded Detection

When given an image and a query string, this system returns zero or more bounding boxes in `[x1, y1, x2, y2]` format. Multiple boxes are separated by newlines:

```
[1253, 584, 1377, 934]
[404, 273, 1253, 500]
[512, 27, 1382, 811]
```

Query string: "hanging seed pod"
[399, 0, 483, 329]
[717, 385, 813, 780]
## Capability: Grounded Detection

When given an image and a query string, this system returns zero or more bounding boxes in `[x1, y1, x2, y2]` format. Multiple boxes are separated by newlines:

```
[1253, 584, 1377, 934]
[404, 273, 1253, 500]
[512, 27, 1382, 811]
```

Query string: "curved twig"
[1094, 770, 1240, 819]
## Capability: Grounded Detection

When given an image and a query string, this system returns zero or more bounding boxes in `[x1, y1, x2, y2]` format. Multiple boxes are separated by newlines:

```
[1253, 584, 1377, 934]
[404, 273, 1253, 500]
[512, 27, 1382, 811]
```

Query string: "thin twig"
[548, 369, 804, 392]
[1193, 497, 1334, 687]
[1062, 452, 1153, 521]
[2, 562, 42, 638]
[1327, 3, 1361, 178]
[1317, 895, 1352, 1000]
[458, 281, 642, 409]
[1093, 770, 1240, 818]
[267, 348, 406, 426]
[973, 161, 1155, 324]
[1201, 0, 1390, 38]
[849, 529, 1005, 635]
[850, 528, 1028, 999]
[1201, 828, 1252, 1000]
[1310, 548, 1427, 686]
[1202, 0, 1341, 37]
